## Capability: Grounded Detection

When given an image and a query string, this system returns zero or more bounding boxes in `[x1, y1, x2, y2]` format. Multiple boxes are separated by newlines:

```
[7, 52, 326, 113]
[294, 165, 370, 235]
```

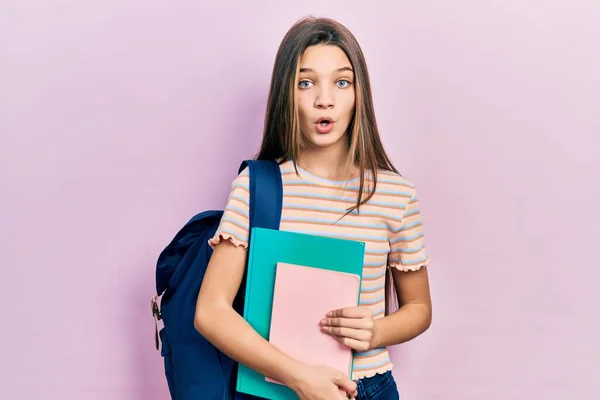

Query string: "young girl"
[195, 16, 432, 400]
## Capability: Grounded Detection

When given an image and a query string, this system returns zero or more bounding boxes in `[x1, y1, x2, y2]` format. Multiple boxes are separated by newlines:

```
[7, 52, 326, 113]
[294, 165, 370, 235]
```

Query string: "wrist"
[370, 318, 385, 349]
[278, 358, 307, 391]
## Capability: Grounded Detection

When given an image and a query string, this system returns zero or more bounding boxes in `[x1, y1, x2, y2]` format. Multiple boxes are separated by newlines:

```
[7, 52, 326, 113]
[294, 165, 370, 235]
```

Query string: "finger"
[322, 316, 372, 329]
[339, 390, 355, 400]
[338, 388, 354, 399]
[349, 387, 357, 399]
[345, 383, 357, 399]
[333, 336, 371, 352]
[322, 325, 371, 341]
[332, 374, 357, 396]
[327, 307, 370, 319]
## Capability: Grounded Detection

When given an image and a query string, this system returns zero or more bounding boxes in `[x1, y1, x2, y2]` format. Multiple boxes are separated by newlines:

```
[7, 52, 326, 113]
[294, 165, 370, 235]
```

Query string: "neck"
[296, 140, 357, 181]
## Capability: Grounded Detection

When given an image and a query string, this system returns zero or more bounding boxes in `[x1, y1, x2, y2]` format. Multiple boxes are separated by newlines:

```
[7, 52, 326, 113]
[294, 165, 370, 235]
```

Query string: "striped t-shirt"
[208, 159, 431, 380]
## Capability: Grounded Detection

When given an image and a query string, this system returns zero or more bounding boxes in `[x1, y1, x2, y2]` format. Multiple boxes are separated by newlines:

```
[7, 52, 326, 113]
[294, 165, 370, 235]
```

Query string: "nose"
[315, 86, 335, 109]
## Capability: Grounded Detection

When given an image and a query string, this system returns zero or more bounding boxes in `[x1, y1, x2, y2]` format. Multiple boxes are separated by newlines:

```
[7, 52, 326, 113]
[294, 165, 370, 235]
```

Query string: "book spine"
[237, 227, 259, 391]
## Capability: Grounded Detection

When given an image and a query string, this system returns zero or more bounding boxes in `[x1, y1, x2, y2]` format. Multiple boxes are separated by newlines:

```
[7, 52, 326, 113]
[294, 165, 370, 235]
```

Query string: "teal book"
[236, 227, 365, 400]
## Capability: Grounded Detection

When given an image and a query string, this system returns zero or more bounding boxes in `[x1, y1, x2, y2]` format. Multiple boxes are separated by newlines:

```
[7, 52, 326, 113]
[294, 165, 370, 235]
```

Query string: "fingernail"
[320, 319, 327, 325]
[327, 311, 332, 316]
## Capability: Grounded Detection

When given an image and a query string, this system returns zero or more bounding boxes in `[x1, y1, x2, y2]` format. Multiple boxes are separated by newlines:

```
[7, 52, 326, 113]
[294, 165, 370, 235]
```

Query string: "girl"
[195, 16, 432, 400]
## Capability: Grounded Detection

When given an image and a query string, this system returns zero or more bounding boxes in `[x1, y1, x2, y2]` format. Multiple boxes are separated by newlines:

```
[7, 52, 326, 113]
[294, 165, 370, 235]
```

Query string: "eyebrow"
[299, 66, 354, 73]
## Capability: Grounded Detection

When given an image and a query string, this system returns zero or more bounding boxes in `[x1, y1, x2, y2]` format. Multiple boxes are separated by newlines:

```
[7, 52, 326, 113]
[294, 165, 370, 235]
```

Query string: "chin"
[304, 131, 347, 149]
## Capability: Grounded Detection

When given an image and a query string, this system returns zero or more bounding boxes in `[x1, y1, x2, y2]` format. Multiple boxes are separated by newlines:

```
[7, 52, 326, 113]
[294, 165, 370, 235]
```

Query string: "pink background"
[2, 1, 599, 399]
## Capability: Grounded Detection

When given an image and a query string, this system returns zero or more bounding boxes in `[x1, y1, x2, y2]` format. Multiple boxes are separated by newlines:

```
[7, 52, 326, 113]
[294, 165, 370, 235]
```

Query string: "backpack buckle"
[151, 296, 162, 350]
[151, 296, 162, 320]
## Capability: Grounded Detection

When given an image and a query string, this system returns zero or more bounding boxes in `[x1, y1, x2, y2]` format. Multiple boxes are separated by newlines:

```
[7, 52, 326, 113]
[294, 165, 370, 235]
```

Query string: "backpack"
[152, 159, 283, 400]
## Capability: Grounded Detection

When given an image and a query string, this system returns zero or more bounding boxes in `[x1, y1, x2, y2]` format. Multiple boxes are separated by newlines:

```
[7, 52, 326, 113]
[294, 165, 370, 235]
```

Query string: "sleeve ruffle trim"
[208, 233, 248, 250]
[388, 256, 431, 272]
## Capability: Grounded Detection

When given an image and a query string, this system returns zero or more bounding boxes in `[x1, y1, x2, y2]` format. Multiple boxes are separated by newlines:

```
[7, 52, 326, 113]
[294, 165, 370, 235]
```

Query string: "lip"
[316, 117, 334, 124]
[315, 117, 335, 134]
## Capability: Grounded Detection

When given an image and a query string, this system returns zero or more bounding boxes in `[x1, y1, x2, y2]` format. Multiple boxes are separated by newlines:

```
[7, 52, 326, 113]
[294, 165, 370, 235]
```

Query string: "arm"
[321, 186, 432, 351]
[195, 240, 357, 398]
[321, 266, 432, 351]
[372, 187, 433, 348]
[194, 240, 303, 385]
[371, 266, 432, 348]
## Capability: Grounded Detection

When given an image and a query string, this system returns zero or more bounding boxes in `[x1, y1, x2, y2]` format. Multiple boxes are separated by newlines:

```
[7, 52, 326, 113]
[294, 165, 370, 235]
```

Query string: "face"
[295, 44, 356, 150]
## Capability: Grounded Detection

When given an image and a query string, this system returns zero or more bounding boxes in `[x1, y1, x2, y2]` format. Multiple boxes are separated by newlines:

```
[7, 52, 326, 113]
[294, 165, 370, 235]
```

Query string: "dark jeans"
[234, 370, 399, 399]
[355, 371, 399, 400]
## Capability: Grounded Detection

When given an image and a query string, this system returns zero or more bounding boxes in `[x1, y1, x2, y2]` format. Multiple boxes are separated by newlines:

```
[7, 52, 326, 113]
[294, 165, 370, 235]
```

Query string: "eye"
[298, 80, 313, 89]
[336, 79, 351, 88]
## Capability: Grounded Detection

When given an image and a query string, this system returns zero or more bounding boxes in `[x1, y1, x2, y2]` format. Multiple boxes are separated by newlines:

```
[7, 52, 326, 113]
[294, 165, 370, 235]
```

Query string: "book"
[266, 262, 361, 385]
[236, 227, 365, 400]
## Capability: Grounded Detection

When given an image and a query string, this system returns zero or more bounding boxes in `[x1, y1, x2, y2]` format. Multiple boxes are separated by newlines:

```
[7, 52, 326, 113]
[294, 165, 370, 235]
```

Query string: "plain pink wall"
[2, 1, 599, 399]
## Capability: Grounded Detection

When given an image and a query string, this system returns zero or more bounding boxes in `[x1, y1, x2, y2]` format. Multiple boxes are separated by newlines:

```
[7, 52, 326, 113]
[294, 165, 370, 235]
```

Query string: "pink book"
[266, 262, 361, 384]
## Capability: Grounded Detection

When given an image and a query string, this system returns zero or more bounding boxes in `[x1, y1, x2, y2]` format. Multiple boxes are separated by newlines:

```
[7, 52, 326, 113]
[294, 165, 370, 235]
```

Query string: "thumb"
[332, 373, 357, 397]
[339, 388, 356, 399]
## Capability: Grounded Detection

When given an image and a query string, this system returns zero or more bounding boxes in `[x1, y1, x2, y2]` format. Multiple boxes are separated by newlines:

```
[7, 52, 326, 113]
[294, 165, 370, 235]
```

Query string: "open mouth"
[315, 117, 335, 134]
[316, 117, 333, 126]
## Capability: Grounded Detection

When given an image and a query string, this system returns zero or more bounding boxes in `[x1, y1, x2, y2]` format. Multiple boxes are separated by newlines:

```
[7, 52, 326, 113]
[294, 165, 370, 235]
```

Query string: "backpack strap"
[238, 160, 283, 233]
[226, 160, 283, 388]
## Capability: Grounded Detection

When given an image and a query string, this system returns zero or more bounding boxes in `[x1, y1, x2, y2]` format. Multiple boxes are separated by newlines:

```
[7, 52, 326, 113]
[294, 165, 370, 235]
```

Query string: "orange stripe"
[361, 276, 385, 283]
[232, 185, 250, 194]
[398, 222, 423, 233]
[360, 298, 385, 307]
[284, 207, 402, 222]
[352, 362, 393, 377]
[283, 182, 412, 199]
[391, 234, 422, 245]
[221, 218, 247, 231]
[363, 264, 386, 269]
[284, 194, 406, 210]
[280, 218, 389, 232]
[227, 208, 248, 221]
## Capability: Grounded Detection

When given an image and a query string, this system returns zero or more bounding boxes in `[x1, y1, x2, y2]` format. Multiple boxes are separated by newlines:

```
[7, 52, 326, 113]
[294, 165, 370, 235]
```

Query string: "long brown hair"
[255, 16, 400, 315]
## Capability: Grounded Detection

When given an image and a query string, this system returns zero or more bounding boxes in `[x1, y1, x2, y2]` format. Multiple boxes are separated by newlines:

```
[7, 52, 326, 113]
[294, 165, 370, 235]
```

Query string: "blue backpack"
[152, 160, 283, 400]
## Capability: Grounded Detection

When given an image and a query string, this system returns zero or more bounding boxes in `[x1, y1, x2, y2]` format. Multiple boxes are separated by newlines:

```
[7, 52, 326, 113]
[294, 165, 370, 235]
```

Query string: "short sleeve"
[388, 189, 431, 271]
[208, 168, 251, 249]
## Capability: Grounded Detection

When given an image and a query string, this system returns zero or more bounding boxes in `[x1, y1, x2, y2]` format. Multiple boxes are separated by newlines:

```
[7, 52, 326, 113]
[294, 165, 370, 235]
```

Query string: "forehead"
[298, 44, 352, 73]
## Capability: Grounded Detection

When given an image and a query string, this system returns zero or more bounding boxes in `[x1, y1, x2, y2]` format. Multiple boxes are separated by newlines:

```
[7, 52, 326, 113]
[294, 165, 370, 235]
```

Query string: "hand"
[320, 307, 376, 352]
[289, 364, 357, 400]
